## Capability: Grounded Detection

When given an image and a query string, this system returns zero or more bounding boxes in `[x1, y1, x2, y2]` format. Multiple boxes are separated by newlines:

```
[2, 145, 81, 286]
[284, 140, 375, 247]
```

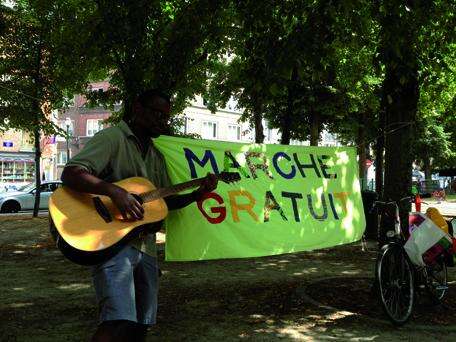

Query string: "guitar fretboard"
[139, 177, 205, 203]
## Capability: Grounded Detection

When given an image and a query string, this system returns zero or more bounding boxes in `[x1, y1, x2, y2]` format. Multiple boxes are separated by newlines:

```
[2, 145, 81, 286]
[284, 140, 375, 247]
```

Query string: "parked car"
[0, 181, 62, 213]
[0, 182, 28, 193]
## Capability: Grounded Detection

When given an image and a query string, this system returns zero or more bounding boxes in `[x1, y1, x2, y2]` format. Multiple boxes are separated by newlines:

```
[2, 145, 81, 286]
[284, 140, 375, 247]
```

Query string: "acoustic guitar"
[49, 172, 240, 265]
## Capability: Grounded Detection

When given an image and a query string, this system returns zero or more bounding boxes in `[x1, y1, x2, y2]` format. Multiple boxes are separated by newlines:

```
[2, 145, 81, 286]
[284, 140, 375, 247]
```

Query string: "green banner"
[154, 135, 365, 261]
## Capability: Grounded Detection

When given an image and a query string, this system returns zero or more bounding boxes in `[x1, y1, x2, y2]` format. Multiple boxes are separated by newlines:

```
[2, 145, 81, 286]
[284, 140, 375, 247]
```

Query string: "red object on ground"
[414, 194, 422, 212]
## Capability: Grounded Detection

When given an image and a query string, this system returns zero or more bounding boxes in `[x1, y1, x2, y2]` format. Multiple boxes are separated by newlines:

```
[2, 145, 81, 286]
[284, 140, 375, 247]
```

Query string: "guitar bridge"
[93, 196, 113, 223]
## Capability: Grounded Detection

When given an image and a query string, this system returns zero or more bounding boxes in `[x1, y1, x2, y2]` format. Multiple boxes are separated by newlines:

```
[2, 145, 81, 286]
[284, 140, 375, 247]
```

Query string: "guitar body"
[49, 177, 168, 265]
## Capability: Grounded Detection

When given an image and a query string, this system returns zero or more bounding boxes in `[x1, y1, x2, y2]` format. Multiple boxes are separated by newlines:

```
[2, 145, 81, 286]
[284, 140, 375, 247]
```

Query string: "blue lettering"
[184, 148, 219, 178]
[272, 152, 296, 179]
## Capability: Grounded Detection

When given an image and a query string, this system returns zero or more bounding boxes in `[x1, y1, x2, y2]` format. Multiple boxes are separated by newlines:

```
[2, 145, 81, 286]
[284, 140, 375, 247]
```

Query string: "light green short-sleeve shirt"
[65, 120, 171, 256]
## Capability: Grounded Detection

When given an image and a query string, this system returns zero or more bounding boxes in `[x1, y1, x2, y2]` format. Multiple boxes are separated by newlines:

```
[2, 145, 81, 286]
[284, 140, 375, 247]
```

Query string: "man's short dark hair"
[137, 89, 171, 106]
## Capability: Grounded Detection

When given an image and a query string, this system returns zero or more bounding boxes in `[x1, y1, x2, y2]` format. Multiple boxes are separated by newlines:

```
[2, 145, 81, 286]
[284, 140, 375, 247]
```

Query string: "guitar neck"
[140, 177, 207, 203]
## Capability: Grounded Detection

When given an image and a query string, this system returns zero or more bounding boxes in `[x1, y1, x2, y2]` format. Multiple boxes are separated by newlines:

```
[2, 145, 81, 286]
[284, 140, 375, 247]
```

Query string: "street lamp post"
[65, 117, 71, 163]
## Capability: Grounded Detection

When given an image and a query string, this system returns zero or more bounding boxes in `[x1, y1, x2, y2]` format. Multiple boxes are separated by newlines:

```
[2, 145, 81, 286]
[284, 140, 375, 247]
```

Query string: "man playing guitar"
[61, 89, 217, 342]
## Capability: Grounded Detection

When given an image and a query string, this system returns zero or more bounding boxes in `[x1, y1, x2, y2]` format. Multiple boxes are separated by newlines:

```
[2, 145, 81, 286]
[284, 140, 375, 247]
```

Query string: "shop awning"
[0, 153, 35, 163]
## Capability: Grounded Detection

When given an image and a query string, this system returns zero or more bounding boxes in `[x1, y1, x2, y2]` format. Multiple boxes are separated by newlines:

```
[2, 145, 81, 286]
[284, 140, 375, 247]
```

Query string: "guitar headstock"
[218, 171, 241, 184]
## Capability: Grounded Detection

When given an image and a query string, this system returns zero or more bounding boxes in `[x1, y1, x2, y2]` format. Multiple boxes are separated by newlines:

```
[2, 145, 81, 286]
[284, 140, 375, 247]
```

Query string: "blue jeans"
[91, 245, 159, 325]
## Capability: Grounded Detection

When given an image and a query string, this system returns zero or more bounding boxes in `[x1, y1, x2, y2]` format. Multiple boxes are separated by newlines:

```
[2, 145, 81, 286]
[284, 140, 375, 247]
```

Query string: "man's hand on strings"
[108, 185, 144, 220]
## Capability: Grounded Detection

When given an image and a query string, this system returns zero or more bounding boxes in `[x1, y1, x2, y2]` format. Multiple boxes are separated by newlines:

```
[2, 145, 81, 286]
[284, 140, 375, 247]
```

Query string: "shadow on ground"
[1, 217, 455, 341]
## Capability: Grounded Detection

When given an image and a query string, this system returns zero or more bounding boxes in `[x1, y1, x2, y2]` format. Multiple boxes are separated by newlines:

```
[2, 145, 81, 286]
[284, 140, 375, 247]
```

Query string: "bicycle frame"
[373, 196, 412, 246]
[374, 196, 449, 324]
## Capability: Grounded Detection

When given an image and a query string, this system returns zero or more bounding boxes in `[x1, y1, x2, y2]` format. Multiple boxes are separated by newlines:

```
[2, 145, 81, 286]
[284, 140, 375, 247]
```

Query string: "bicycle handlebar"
[370, 196, 414, 214]
[374, 196, 414, 206]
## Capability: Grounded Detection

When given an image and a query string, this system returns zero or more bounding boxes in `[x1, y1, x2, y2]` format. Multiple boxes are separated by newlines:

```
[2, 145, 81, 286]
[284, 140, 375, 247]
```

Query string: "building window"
[226, 97, 237, 111]
[56, 120, 74, 142]
[59, 120, 74, 135]
[89, 85, 104, 94]
[0, 160, 35, 182]
[266, 128, 272, 141]
[86, 119, 103, 136]
[263, 120, 272, 142]
[202, 121, 217, 139]
[227, 124, 241, 141]
[290, 139, 306, 146]
[323, 132, 336, 144]
[183, 117, 188, 134]
[57, 151, 68, 165]
[178, 117, 190, 135]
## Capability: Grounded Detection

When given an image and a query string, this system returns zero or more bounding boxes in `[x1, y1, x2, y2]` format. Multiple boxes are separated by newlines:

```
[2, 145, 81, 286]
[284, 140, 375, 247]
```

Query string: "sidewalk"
[414, 200, 456, 218]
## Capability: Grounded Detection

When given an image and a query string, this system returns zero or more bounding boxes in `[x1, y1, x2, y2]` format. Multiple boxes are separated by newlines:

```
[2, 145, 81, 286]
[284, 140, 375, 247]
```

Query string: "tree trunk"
[252, 97, 264, 143]
[379, 1, 429, 235]
[382, 51, 419, 230]
[309, 111, 320, 146]
[357, 113, 367, 188]
[374, 110, 385, 197]
[423, 156, 432, 180]
[31, 42, 43, 218]
[253, 112, 264, 143]
[280, 114, 291, 145]
[33, 127, 41, 217]
[280, 66, 298, 145]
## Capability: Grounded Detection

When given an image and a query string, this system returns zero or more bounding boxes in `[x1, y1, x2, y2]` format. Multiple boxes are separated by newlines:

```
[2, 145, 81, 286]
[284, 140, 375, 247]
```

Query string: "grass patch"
[1, 217, 454, 341]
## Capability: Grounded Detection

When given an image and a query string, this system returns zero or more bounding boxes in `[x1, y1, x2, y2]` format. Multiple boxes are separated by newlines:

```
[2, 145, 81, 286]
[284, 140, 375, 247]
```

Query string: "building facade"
[1, 82, 343, 185]
[54, 81, 113, 179]
[0, 129, 35, 187]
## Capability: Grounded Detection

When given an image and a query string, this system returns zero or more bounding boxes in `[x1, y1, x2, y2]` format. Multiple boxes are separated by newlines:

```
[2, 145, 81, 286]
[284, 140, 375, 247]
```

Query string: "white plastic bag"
[404, 213, 447, 266]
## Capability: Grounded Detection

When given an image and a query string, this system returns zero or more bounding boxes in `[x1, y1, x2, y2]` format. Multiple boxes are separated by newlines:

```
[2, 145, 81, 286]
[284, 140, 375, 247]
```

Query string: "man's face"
[134, 95, 171, 138]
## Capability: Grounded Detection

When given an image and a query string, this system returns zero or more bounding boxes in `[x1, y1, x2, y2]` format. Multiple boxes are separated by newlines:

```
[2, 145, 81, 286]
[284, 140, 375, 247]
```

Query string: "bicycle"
[373, 196, 450, 325]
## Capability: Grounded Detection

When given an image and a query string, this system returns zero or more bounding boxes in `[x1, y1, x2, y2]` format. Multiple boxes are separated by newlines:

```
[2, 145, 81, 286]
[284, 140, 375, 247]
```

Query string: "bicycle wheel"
[376, 243, 414, 325]
[425, 256, 448, 303]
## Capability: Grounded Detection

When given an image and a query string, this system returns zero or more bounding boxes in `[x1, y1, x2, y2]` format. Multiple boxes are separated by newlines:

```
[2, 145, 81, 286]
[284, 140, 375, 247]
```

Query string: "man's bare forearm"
[61, 166, 117, 197]
[62, 166, 145, 220]
[165, 192, 199, 210]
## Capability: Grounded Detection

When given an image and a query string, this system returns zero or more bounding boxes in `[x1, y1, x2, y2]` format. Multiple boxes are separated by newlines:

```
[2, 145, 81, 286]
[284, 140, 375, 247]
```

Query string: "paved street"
[0, 210, 48, 217]
[416, 201, 456, 218]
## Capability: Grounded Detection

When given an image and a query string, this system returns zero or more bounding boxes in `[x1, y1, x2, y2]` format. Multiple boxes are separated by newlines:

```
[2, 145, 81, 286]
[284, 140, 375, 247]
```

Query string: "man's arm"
[61, 166, 145, 220]
[164, 192, 200, 210]
[164, 173, 218, 210]
[61, 166, 115, 196]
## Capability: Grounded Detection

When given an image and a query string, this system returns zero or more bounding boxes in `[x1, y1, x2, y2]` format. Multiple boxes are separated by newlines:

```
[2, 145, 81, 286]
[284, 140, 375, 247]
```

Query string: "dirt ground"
[1, 216, 456, 341]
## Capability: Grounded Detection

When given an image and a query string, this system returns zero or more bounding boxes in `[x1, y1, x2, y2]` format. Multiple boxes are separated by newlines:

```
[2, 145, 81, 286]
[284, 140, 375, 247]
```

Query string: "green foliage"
[0, 0, 99, 216]
[207, 0, 381, 145]
[375, 0, 456, 211]
[414, 42, 456, 170]
[85, 0, 233, 125]
[1, 0, 455, 176]
[0, 0, 94, 134]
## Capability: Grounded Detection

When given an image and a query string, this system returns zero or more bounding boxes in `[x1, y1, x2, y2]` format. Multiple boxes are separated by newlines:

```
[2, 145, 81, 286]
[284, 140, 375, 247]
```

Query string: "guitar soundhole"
[93, 197, 113, 223]
[132, 193, 143, 204]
